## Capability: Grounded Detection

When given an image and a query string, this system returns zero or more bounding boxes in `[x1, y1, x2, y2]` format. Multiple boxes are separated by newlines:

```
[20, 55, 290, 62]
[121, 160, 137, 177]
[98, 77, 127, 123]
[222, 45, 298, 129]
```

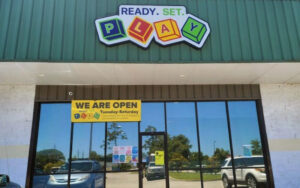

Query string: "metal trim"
[35, 85, 261, 102]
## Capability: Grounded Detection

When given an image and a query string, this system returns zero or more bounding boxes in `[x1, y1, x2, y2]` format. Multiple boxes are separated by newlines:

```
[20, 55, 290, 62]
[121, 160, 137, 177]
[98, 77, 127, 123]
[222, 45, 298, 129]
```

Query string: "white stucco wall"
[0, 85, 35, 187]
[260, 84, 300, 188]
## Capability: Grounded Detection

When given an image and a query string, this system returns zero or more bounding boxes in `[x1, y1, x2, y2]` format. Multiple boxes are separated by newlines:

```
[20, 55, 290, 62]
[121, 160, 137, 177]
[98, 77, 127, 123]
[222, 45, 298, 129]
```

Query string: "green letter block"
[181, 17, 207, 44]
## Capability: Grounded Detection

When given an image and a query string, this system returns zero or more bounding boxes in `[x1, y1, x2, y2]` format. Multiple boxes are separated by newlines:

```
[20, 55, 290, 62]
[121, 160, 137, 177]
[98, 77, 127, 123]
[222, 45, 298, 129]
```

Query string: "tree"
[142, 126, 165, 155]
[251, 139, 262, 155]
[169, 152, 188, 170]
[35, 149, 65, 171]
[90, 151, 104, 161]
[144, 125, 157, 132]
[213, 148, 230, 163]
[107, 122, 128, 148]
[189, 151, 208, 164]
[168, 134, 191, 160]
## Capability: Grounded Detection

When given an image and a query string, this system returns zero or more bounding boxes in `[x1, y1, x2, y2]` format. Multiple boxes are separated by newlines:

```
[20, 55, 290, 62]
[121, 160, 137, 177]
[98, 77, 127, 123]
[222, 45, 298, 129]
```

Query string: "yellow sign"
[155, 151, 164, 165]
[71, 100, 141, 122]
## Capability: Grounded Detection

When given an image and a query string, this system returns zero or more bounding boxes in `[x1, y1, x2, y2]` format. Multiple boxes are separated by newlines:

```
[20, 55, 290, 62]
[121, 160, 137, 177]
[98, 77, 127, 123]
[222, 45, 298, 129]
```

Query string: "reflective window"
[228, 101, 268, 188]
[166, 102, 200, 188]
[198, 102, 231, 168]
[71, 123, 105, 172]
[141, 102, 165, 132]
[32, 101, 271, 188]
[166, 102, 199, 170]
[197, 102, 232, 187]
[106, 122, 139, 171]
[33, 103, 71, 188]
[106, 172, 138, 188]
[142, 135, 166, 188]
[69, 123, 105, 188]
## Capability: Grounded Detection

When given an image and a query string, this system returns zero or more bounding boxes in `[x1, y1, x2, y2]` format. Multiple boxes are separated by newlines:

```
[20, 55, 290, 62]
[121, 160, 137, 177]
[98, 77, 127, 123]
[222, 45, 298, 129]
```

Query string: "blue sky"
[36, 101, 261, 160]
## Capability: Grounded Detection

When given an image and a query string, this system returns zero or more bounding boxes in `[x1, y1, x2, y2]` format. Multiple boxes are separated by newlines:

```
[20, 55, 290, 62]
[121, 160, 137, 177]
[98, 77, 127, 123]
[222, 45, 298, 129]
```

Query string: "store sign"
[155, 151, 164, 165]
[71, 100, 141, 122]
[112, 146, 138, 163]
[95, 5, 210, 48]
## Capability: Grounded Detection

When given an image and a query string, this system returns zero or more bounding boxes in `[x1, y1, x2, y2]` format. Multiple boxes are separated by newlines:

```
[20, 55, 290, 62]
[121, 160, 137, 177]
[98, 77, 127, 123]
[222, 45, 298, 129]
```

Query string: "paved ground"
[106, 172, 226, 188]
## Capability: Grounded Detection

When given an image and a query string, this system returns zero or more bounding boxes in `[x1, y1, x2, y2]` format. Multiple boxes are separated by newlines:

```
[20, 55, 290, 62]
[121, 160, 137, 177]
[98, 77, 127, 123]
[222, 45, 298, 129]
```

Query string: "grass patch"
[169, 172, 221, 181]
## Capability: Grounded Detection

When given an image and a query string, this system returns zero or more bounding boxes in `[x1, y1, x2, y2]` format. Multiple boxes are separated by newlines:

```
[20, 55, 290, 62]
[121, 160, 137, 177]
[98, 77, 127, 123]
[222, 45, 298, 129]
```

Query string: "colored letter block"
[99, 19, 126, 41]
[94, 112, 100, 119]
[128, 17, 153, 44]
[154, 19, 181, 42]
[181, 17, 207, 44]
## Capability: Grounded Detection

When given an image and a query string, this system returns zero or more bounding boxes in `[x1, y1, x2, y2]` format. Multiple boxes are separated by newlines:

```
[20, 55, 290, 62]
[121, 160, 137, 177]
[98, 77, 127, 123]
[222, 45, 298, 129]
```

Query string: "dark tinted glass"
[242, 157, 264, 166]
[234, 159, 244, 167]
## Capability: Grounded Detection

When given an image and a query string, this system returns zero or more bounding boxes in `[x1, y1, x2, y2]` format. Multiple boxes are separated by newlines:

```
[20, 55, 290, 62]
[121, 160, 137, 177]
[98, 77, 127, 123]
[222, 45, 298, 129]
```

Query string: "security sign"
[71, 100, 141, 122]
[95, 5, 210, 48]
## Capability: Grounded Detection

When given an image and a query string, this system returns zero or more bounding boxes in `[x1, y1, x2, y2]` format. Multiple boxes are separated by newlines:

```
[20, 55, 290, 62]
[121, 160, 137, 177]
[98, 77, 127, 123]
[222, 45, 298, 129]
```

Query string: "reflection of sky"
[36, 101, 262, 161]
[228, 101, 261, 156]
[37, 103, 71, 160]
[198, 102, 231, 156]
[140, 102, 165, 132]
[167, 102, 198, 153]
[72, 123, 105, 158]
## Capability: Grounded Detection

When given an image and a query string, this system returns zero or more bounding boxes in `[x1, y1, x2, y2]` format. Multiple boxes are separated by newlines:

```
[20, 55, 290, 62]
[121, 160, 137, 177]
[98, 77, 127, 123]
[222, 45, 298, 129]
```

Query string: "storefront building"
[0, 0, 300, 188]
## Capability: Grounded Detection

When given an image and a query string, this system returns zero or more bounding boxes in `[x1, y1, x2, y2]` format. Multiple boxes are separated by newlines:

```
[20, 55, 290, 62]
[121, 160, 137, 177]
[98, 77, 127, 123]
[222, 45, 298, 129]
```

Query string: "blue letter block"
[99, 19, 126, 41]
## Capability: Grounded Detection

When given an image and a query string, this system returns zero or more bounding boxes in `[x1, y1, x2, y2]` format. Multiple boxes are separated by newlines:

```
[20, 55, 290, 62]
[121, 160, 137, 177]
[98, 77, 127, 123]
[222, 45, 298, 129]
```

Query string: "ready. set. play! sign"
[95, 5, 210, 48]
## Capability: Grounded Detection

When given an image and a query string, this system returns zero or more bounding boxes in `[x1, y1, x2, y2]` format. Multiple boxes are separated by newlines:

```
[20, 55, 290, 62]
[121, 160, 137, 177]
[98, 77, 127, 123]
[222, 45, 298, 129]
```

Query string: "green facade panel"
[0, 0, 299, 63]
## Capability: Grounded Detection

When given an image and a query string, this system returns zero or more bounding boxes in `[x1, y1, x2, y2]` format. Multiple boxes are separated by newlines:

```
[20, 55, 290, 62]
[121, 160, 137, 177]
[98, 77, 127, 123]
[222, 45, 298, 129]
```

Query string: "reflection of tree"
[169, 153, 188, 170]
[89, 151, 104, 161]
[143, 126, 193, 169]
[251, 139, 262, 155]
[143, 126, 164, 154]
[213, 148, 230, 163]
[190, 152, 209, 164]
[207, 148, 230, 168]
[168, 134, 191, 161]
[35, 149, 65, 173]
[145, 125, 157, 132]
[107, 123, 128, 148]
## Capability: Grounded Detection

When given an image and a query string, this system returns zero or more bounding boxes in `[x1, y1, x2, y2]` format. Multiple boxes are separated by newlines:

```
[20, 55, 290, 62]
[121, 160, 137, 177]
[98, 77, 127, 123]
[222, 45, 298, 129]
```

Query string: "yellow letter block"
[154, 19, 181, 42]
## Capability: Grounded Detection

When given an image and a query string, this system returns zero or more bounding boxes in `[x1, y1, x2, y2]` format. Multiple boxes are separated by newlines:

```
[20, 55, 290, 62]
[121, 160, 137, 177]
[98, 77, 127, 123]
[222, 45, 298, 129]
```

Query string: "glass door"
[139, 132, 169, 188]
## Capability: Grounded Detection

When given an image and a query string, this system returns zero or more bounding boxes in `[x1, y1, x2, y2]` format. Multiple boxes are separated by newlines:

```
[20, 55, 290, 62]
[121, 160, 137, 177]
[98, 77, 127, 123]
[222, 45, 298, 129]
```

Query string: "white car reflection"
[221, 156, 267, 188]
[46, 160, 103, 188]
[145, 162, 165, 180]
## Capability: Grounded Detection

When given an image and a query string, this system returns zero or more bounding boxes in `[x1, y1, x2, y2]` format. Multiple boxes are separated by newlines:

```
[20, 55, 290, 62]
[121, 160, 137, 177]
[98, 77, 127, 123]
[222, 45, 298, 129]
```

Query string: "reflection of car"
[33, 169, 50, 188]
[51, 167, 60, 174]
[46, 160, 103, 188]
[0, 174, 22, 188]
[145, 162, 165, 180]
[221, 156, 267, 188]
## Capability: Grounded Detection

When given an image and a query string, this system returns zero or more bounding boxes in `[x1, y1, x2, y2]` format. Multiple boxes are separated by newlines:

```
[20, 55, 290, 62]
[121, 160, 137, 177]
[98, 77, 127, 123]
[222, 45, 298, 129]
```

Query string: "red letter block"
[128, 17, 153, 44]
